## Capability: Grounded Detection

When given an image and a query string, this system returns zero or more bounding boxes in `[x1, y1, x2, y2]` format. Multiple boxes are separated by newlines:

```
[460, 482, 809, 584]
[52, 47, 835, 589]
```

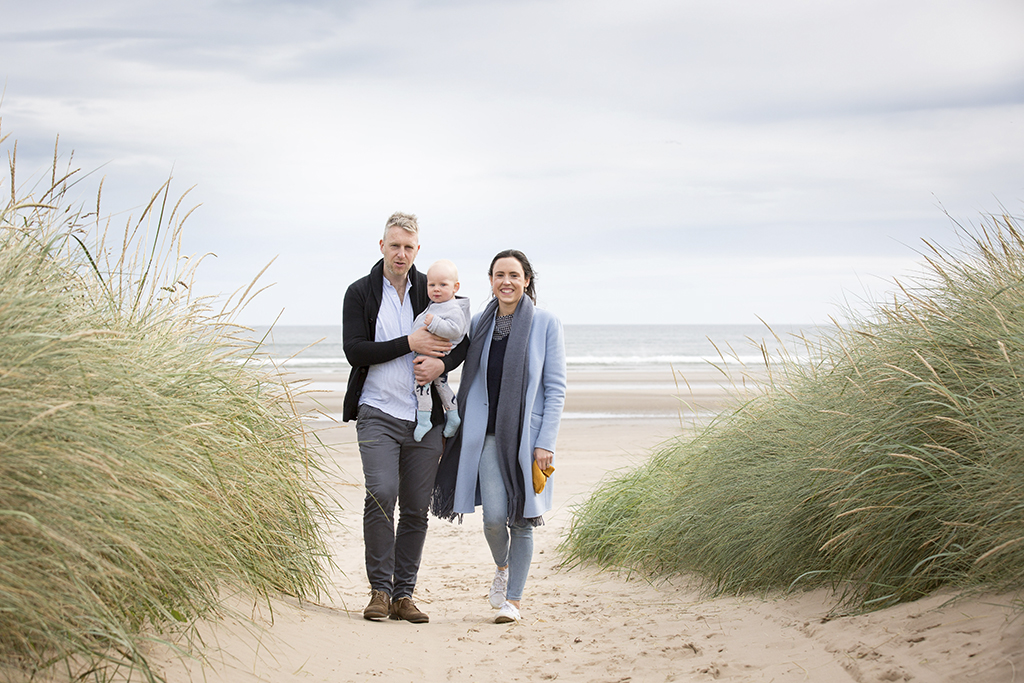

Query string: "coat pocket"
[529, 411, 544, 444]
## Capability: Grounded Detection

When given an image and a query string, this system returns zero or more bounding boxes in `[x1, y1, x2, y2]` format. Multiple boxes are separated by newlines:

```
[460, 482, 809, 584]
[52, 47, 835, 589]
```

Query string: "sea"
[244, 323, 821, 421]
[246, 323, 819, 374]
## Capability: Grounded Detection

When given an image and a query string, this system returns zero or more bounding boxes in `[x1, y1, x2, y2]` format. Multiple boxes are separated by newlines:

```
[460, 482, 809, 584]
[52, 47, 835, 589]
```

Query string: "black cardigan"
[342, 259, 468, 423]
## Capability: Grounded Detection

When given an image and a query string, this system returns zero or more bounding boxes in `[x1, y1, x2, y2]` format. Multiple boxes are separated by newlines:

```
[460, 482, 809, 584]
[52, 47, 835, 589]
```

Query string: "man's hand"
[414, 356, 446, 385]
[409, 326, 451, 357]
[534, 448, 554, 470]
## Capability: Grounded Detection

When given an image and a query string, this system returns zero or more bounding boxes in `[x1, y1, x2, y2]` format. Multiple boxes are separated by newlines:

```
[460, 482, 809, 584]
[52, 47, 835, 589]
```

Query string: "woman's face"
[490, 256, 530, 314]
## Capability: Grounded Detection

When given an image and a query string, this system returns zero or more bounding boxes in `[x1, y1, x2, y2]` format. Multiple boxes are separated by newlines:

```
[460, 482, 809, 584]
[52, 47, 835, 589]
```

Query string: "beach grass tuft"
[563, 211, 1024, 613]
[0, 135, 332, 680]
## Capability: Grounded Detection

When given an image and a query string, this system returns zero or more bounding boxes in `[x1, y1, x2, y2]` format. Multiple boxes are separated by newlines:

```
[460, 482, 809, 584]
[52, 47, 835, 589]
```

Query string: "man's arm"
[445, 335, 469, 373]
[409, 326, 453, 357]
[342, 282, 413, 368]
[343, 281, 453, 368]
[413, 335, 469, 385]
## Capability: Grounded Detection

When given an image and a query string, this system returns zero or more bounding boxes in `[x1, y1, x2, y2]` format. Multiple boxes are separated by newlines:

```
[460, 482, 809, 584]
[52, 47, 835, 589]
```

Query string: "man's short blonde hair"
[383, 212, 419, 240]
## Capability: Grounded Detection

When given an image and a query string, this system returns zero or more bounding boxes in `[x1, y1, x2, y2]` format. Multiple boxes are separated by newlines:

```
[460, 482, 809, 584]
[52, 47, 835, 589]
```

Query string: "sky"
[2, 0, 1023, 327]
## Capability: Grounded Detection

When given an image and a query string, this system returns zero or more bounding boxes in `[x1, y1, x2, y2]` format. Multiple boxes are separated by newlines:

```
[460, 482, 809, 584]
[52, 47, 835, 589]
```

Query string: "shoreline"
[289, 364, 766, 422]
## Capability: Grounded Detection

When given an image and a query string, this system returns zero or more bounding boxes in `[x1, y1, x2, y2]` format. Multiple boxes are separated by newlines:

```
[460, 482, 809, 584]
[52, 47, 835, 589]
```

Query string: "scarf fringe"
[429, 482, 462, 524]
[519, 515, 544, 528]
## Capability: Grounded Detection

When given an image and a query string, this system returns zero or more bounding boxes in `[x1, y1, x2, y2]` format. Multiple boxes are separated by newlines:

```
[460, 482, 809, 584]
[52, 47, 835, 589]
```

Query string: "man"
[342, 212, 467, 623]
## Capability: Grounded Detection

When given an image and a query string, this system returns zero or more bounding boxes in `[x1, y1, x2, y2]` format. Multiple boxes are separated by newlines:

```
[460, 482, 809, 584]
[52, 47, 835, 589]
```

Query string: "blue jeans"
[356, 404, 442, 599]
[478, 435, 533, 602]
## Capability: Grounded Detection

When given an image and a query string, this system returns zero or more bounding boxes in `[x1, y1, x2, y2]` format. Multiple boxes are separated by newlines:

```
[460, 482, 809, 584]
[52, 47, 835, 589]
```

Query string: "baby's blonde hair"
[427, 259, 459, 282]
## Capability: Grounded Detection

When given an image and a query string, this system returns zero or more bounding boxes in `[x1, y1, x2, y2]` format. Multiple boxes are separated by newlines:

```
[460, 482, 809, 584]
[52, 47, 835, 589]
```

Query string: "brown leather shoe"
[389, 596, 429, 623]
[363, 590, 391, 620]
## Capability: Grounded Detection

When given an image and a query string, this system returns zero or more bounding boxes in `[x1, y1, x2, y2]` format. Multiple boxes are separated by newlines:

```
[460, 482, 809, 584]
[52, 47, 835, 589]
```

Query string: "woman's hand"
[409, 326, 451, 357]
[533, 447, 554, 470]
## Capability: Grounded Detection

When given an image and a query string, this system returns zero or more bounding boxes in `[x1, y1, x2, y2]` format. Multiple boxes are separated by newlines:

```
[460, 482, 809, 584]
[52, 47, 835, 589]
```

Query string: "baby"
[413, 259, 471, 442]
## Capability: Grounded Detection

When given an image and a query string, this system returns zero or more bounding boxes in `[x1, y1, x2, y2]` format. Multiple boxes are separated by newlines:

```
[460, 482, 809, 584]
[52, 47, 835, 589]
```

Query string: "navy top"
[485, 314, 514, 434]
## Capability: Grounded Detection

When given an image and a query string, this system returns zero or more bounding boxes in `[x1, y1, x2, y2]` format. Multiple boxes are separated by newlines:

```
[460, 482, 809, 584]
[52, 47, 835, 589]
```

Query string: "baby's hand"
[424, 313, 434, 326]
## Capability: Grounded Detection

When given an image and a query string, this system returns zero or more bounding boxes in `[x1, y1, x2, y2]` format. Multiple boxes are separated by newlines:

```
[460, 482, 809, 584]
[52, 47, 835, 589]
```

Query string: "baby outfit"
[412, 296, 471, 441]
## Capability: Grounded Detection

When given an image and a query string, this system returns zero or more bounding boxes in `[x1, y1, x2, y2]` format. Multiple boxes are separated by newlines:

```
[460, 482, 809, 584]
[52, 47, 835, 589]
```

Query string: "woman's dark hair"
[489, 249, 537, 304]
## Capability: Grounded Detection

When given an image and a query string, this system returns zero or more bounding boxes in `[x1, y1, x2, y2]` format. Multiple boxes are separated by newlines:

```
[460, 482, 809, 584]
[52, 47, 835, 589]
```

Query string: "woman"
[432, 249, 566, 624]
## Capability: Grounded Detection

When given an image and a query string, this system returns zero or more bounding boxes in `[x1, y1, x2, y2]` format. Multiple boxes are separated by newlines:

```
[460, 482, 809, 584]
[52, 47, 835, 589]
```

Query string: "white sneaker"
[495, 601, 520, 624]
[489, 567, 508, 609]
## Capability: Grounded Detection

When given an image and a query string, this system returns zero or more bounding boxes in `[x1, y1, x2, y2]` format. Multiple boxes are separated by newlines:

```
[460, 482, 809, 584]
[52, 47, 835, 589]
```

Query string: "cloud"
[2, 0, 1022, 325]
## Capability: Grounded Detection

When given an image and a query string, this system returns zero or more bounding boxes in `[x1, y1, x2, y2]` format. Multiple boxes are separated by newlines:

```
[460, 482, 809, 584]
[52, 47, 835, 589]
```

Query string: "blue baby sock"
[443, 409, 461, 438]
[413, 410, 432, 442]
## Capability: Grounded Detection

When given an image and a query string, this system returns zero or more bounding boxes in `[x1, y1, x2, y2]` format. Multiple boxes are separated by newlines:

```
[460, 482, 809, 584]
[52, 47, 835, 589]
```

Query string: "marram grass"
[0, 137, 331, 680]
[564, 212, 1024, 614]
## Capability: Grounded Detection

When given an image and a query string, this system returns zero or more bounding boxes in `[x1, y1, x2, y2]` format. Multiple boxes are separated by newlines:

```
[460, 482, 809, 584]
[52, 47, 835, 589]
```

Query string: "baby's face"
[427, 274, 459, 303]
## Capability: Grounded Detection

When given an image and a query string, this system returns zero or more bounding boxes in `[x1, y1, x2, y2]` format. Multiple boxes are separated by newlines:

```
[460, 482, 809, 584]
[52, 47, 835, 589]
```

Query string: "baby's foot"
[413, 410, 432, 442]
[443, 409, 461, 437]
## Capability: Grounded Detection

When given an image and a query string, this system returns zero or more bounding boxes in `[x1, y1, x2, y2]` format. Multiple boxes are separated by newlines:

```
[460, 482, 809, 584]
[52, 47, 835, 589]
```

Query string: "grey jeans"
[356, 404, 442, 599]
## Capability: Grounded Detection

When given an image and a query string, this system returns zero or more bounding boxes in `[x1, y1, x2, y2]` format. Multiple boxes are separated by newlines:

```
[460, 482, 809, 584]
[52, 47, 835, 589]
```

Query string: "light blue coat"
[452, 306, 567, 518]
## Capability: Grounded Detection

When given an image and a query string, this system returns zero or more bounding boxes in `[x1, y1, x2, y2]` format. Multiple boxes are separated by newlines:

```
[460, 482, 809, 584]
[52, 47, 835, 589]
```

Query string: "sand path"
[150, 398, 1023, 682]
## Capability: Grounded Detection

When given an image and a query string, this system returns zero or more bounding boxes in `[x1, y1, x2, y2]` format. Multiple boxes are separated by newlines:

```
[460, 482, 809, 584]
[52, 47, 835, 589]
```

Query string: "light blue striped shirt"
[359, 275, 417, 421]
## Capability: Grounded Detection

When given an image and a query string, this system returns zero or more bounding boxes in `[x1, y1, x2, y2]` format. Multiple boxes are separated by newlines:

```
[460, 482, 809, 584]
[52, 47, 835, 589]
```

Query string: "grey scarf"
[432, 295, 538, 526]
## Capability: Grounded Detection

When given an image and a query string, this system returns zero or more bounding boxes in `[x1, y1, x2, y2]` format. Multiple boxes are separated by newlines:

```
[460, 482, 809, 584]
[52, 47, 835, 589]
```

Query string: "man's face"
[380, 227, 420, 281]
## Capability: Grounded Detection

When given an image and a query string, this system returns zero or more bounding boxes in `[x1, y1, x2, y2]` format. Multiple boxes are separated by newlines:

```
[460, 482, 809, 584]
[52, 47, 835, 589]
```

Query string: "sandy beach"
[150, 367, 1024, 682]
